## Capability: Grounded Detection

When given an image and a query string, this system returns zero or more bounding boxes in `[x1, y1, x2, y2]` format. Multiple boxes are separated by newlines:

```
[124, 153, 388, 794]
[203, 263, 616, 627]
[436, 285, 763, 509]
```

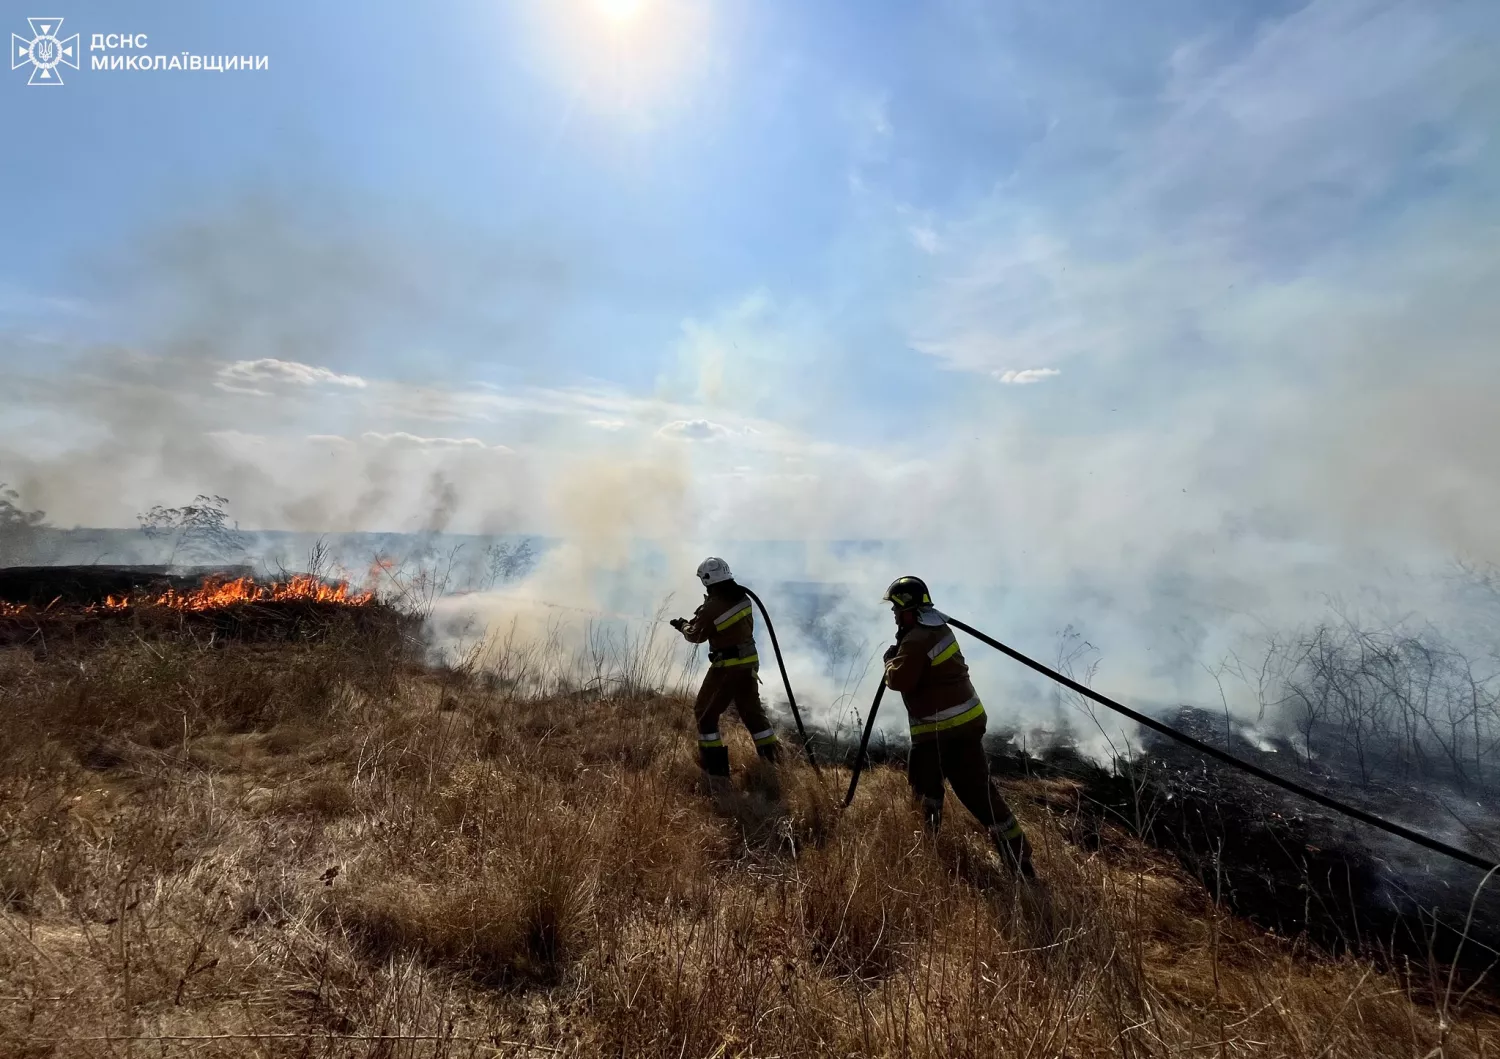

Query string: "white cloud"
[658, 418, 732, 441]
[909, 225, 941, 254]
[904, 0, 1499, 379]
[370, 380, 724, 432]
[360, 431, 513, 452]
[995, 367, 1061, 385]
[204, 429, 268, 446]
[216, 358, 367, 396]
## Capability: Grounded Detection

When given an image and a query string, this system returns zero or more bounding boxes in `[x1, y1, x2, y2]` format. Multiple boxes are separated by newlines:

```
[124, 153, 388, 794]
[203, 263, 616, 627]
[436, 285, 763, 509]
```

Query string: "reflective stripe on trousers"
[991, 814, 1023, 841]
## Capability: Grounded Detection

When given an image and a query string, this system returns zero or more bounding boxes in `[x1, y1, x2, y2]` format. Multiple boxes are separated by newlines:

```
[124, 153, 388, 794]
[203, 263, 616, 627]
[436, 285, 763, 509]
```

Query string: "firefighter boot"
[991, 817, 1037, 880]
[699, 742, 731, 781]
[921, 796, 943, 837]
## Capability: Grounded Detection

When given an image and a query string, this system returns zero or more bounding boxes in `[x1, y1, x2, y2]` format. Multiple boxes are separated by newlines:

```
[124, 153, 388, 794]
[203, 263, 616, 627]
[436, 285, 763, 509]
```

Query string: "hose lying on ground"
[945, 616, 1500, 875]
[743, 587, 820, 774]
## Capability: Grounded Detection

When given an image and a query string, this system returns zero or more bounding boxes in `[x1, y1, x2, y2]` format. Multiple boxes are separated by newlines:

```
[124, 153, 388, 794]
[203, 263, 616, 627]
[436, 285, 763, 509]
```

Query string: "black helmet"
[882, 575, 931, 612]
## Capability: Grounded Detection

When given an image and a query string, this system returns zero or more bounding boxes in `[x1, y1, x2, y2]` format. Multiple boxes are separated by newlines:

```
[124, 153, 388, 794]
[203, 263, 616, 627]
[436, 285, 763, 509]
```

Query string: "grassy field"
[1, 621, 1497, 1057]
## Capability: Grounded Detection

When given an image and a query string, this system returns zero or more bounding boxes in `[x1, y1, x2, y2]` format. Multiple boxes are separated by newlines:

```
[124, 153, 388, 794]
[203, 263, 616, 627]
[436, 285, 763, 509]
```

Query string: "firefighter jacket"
[680, 588, 759, 668]
[883, 609, 986, 742]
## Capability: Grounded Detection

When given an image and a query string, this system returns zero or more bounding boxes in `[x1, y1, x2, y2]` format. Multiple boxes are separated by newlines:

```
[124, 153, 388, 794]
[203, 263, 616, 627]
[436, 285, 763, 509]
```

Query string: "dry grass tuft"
[1, 624, 1497, 1057]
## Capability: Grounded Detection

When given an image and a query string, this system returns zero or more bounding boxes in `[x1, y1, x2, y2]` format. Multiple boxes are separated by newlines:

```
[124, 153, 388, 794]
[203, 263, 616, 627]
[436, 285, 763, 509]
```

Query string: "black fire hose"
[946, 616, 1500, 876]
[842, 680, 886, 807]
[743, 588, 821, 774]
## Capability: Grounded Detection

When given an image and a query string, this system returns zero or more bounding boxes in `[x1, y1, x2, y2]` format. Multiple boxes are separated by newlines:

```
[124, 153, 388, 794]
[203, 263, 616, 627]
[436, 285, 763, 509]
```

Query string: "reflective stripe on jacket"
[680, 589, 758, 668]
[884, 617, 985, 742]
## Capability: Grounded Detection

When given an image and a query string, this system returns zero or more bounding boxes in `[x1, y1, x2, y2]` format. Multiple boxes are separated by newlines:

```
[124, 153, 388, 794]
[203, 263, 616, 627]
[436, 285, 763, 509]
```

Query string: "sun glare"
[594, 0, 646, 23]
[526, 0, 710, 121]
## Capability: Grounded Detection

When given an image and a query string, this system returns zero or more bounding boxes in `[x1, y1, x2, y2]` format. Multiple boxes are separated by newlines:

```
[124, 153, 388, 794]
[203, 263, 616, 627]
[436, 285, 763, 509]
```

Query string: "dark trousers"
[907, 733, 1017, 833]
[694, 665, 778, 775]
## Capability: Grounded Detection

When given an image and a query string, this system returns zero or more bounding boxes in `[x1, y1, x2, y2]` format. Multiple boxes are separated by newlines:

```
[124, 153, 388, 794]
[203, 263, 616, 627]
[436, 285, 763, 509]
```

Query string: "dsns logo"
[12, 17, 79, 85]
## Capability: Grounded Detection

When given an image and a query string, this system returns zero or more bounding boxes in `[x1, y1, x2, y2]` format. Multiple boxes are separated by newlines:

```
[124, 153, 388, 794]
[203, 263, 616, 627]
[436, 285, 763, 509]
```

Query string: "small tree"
[138, 494, 246, 566]
[306, 535, 332, 580]
[483, 538, 537, 588]
[0, 483, 48, 567]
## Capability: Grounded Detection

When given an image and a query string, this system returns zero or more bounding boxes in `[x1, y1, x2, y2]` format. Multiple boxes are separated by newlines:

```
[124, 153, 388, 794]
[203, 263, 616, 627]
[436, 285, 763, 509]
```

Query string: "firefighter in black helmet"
[882, 575, 1036, 877]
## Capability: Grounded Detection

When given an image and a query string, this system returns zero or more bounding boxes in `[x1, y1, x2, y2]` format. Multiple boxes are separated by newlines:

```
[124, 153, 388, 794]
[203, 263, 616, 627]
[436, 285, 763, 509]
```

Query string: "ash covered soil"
[1129, 709, 1499, 968]
[985, 707, 1500, 980]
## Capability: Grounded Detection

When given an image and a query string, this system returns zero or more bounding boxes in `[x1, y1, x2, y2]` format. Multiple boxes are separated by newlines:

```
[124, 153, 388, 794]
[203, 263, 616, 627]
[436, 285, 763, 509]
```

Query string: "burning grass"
[95, 573, 376, 610]
[0, 573, 407, 648]
[0, 571, 373, 613]
[1, 621, 1497, 1057]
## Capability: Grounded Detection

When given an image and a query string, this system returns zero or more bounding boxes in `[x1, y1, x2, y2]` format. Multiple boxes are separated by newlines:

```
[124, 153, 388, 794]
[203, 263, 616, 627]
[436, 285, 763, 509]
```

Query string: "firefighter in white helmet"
[670, 557, 781, 782]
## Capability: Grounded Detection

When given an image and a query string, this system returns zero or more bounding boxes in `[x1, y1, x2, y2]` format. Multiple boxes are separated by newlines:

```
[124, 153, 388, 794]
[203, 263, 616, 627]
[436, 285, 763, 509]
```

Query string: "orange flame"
[105, 574, 375, 611]
[2, 575, 374, 617]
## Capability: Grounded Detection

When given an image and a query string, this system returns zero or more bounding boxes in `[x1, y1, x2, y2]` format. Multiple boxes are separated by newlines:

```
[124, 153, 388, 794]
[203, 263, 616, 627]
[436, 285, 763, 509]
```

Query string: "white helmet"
[696, 557, 734, 587]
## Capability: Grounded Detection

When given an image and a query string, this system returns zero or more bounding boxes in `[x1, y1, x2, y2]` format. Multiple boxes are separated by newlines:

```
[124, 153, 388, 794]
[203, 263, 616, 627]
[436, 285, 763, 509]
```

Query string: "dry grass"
[1, 627, 1497, 1058]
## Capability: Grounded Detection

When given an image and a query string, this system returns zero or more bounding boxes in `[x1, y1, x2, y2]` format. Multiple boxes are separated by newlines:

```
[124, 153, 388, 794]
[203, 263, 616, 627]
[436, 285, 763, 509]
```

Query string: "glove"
[882, 643, 899, 663]
[669, 617, 686, 631]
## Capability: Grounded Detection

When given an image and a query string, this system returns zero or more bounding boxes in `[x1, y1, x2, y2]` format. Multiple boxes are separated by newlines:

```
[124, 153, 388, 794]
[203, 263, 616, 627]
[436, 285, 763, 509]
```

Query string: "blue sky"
[3, 0, 1499, 669]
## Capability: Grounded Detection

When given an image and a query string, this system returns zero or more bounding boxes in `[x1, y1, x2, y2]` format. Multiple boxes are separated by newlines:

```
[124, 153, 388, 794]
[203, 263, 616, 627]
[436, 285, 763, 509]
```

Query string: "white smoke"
[3, 0, 1499, 760]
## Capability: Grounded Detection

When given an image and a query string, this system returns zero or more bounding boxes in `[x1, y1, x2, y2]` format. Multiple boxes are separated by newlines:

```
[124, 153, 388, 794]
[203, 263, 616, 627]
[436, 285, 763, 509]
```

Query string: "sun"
[526, 0, 709, 120]
[593, 0, 646, 23]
